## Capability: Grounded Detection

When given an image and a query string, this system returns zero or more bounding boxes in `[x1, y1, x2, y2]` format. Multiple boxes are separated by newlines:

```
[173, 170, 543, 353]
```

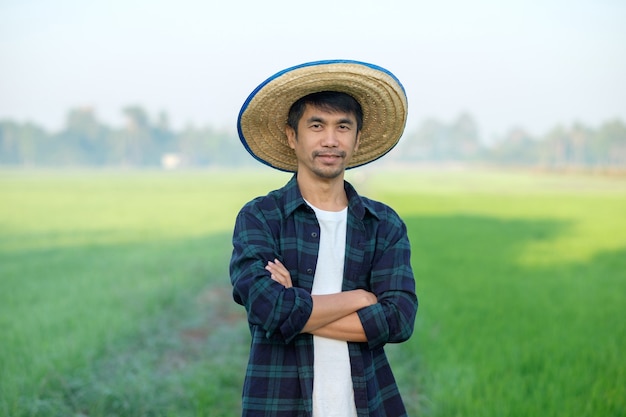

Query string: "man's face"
[285, 104, 361, 180]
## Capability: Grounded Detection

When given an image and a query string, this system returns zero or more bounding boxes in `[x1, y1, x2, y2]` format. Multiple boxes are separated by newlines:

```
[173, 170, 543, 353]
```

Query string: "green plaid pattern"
[230, 175, 418, 416]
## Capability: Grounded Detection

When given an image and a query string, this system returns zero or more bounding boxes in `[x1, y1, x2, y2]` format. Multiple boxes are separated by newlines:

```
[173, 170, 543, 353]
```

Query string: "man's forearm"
[308, 312, 367, 342]
[300, 290, 375, 334]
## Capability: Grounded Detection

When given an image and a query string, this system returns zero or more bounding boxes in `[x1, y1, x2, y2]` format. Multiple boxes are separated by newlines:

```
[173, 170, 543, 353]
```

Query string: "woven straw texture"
[238, 61, 408, 172]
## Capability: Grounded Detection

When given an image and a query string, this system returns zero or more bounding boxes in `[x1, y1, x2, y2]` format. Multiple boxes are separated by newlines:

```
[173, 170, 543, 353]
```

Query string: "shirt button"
[311, 232, 318, 238]
[306, 268, 313, 274]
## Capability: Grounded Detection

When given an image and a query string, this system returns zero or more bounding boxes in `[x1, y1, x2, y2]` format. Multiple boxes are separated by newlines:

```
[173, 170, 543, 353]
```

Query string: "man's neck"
[296, 172, 348, 212]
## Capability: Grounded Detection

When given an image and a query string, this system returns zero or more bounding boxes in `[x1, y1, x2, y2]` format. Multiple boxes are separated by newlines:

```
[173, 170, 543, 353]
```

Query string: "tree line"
[1, 107, 625, 169]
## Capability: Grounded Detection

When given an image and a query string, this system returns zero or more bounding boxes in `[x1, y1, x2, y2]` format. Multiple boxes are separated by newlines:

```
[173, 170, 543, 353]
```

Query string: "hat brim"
[237, 59, 408, 172]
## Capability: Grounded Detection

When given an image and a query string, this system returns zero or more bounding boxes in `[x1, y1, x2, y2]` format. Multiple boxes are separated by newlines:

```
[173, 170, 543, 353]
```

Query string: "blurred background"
[2, 1, 625, 416]
[1, 0, 625, 169]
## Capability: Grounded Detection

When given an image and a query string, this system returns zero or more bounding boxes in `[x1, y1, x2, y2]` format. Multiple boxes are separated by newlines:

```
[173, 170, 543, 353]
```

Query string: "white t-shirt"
[306, 202, 357, 417]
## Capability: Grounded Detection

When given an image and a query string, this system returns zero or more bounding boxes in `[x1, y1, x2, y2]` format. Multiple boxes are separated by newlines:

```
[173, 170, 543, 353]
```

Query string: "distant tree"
[395, 118, 447, 162]
[51, 107, 110, 165]
[449, 113, 481, 159]
[593, 119, 626, 166]
[121, 106, 153, 166]
[178, 124, 205, 166]
[0, 120, 21, 164]
[567, 122, 593, 166]
[153, 111, 177, 156]
[490, 127, 538, 165]
[2, 106, 624, 169]
[538, 125, 570, 168]
[395, 113, 483, 162]
[0, 120, 47, 166]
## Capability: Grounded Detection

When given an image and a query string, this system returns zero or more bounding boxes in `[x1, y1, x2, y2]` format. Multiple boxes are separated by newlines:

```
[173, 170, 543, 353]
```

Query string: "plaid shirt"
[230, 175, 418, 416]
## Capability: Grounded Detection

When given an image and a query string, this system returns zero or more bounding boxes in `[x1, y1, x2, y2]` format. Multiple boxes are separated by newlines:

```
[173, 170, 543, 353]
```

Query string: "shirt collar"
[282, 174, 379, 221]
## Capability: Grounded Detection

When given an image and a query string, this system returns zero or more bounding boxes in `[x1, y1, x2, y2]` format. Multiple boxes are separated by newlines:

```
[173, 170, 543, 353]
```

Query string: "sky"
[1, 0, 625, 140]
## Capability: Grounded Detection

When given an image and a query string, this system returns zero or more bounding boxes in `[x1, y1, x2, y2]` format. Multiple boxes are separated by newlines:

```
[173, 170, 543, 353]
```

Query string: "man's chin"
[312, 166, 344, 180]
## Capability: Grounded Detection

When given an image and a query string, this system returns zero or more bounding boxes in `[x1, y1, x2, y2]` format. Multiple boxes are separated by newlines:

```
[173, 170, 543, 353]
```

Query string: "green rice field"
[1, 167, 625, 416]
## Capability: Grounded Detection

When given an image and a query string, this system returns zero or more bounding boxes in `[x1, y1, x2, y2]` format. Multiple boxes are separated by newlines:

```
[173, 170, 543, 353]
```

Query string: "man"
[230, 60, 418, 417]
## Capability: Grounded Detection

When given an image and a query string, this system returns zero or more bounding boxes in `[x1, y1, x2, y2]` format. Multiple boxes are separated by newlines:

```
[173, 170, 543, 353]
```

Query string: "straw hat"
[237, 59, 408, 172]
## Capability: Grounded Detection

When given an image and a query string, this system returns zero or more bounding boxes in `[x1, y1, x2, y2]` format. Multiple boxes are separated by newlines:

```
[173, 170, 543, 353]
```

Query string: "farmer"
[230, 60, 418, 416]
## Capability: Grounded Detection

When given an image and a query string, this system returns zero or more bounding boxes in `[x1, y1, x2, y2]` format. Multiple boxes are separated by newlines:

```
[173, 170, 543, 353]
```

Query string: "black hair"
[286, 91, 363, 133]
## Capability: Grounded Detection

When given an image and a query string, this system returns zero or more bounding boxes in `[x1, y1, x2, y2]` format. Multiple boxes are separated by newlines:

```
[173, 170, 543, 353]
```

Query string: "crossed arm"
[265, 259, 377, 342]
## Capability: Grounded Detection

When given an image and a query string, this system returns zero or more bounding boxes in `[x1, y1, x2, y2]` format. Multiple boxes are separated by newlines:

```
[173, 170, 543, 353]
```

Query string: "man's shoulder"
[239, 178, 296, 217]
[241, 189, 282, 212]
[358, 194, 403, 223]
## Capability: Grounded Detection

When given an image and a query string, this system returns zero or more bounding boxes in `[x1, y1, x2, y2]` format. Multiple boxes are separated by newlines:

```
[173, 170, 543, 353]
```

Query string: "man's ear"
[285, 125, 297, 149]
[354, 131, 362, 152]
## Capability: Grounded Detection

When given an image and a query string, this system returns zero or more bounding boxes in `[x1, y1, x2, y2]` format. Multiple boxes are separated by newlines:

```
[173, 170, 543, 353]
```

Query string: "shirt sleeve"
[230, 202, 313, 344]
[357, 212, 418, 350]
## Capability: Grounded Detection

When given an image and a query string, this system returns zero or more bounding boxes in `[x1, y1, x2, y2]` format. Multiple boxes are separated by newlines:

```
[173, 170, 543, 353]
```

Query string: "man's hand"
[265, 258, 376, 307]
[265, 257, 377, 341]
[265, 259, 293, 288]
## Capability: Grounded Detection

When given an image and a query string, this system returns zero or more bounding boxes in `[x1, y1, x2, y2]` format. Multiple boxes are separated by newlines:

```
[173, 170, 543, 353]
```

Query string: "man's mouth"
[314, 151, 345, 160]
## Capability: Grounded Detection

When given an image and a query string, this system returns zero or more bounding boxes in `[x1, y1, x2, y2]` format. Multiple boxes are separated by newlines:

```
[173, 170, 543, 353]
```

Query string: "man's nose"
[321, 130, 339, 147]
